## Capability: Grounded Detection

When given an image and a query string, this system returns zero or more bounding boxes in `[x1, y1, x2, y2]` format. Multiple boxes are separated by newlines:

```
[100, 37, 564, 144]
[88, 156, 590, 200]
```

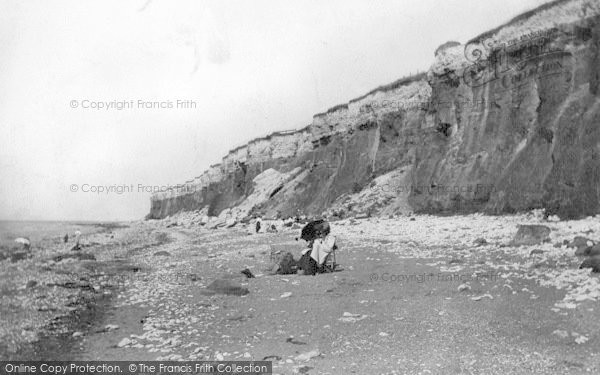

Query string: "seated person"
[299, 234, 337, 275]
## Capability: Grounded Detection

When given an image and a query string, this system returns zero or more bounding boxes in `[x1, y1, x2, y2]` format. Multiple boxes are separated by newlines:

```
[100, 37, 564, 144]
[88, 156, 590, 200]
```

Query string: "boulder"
[153, 251, 171, 257]
[586, 244, 600, 257]
[575, 244, 600, 257]
[473, 238, 488, 246]
[567, 236, 594, 251]
[26, 280, 38, 289]
[509, 225, 551, 246]
[575, 247, 589, 257]
[579, 256, 600, 273]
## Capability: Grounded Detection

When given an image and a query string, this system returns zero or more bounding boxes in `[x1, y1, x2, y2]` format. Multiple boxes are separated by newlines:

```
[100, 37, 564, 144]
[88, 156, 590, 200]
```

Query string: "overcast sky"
[0, 0, 549, 221]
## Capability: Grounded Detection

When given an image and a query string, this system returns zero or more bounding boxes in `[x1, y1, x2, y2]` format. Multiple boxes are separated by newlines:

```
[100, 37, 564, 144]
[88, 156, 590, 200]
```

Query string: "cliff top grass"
[431, 0, 600, 75]
[468, 0, 573, 43]
[312, 72, 428, 118]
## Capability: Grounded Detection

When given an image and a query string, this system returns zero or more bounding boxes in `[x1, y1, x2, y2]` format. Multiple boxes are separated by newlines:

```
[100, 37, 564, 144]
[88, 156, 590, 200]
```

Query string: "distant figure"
[14, 237, 31, 251]
[255, 219, 261, 233]
[71, 230, 82, 251]
[63, 233, 69, 243]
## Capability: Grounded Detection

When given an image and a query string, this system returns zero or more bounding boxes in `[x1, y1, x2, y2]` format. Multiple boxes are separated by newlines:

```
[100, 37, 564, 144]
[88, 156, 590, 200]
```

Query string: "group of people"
[272, 219, 339, 276]
[14, 230, 81, 252]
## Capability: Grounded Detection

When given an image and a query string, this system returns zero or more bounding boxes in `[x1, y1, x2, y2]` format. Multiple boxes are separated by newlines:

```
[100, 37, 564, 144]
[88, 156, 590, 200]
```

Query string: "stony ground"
[2, 213, 600, 374]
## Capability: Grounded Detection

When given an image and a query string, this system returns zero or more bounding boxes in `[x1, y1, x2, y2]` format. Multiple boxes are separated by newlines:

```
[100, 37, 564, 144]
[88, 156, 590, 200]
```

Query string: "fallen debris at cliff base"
[206, 217, 226, 229]
[211, 168, 303, 224]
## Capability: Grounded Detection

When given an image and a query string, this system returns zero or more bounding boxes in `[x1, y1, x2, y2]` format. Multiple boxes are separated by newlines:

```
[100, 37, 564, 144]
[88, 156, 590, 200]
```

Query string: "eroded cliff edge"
[149, 0, 600, 221]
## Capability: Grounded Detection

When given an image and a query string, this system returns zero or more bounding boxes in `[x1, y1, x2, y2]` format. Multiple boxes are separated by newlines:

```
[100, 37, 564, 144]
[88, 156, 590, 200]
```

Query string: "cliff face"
[149, 0, 600, 221]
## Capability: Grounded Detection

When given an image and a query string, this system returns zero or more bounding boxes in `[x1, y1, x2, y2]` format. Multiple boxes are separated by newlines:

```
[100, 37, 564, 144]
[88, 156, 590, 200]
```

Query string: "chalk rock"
[295, 349, 320, 362]
[117, 338, 133, 347]
[457, 284, 471, 292]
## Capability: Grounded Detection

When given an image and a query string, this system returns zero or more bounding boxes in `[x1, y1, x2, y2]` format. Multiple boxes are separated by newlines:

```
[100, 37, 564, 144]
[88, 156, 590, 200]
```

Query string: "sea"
[0, 220, 124, 248]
